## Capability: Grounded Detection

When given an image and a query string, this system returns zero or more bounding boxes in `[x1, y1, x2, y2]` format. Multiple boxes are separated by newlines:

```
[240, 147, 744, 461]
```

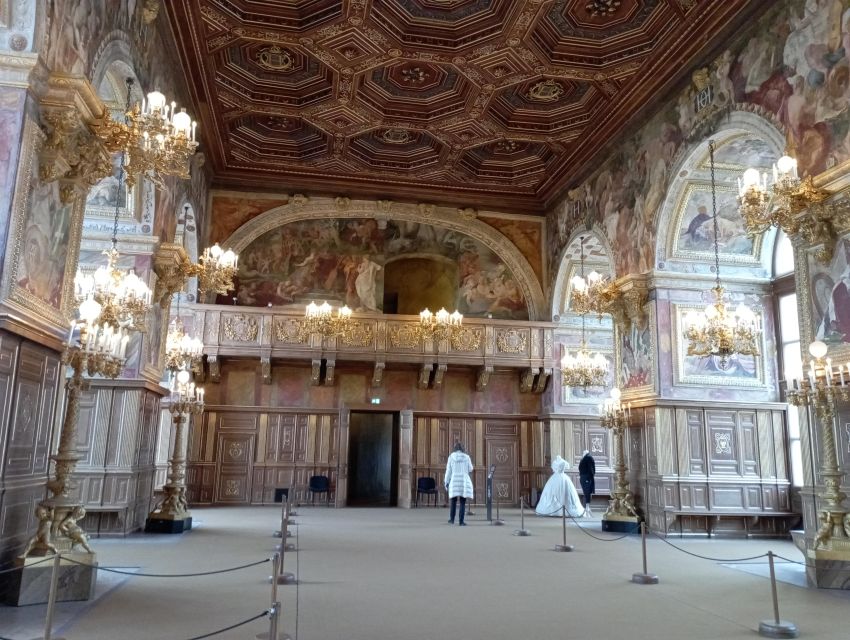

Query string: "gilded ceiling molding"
[223, 196, 548, 320]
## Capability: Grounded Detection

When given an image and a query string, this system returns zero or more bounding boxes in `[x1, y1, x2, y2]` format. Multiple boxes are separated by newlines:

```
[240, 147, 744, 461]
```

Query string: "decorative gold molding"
[223, 314, 259, 342]
[497, 329, 528, 354]
[274, 318, 307, 344]
[339, 322, 374, 348]
[153, 243, 191, 306]
[389, 323, 420, 349]
[450, 327, 482, 352]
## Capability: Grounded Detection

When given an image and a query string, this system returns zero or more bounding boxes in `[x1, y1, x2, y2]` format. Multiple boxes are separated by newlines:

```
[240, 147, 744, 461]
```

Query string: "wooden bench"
[662, 510, 800, 537]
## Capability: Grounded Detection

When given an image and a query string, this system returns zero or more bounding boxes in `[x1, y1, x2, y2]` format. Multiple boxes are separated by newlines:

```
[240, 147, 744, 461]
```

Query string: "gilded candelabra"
[299, 301, 354, 341]
[738, 154, 850, 263]
[785, 341, 850, 550]
[600, 388, 638, 520]
[23, 310, 130, 558]
[415, 307, 463, 343]
[148, 369, 204, 527]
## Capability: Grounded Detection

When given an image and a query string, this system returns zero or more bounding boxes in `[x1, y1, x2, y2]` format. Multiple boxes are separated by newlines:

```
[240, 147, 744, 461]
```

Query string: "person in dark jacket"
[578, 450, 595, 516]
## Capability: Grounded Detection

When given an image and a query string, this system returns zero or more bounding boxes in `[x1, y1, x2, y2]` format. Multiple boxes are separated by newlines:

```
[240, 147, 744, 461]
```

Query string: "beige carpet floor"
[3, 505, 849, 640]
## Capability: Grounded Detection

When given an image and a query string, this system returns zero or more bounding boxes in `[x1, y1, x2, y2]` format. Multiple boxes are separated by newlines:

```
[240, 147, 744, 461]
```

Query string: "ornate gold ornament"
[274, 318, 308, 344]
[381, 128, 412, 144]
[687, 142, 761, 368]
[339, 322, 374, 348]
[223, 313, 260, 342]
[450, 327, 482, 352]
[497, 329, 528, 354]
[389, 323, 420, 349]
[526, 79, 564, 102]
[600, 388, 638, 518]
[164, 318, 203, 372]
[416, 307, 463, 343]
[586, 0, 622, 16]
[738, 153, 850, 263]
[300, 301, 353, 340]
[570, 237, 617, 317]
[786, 341, 850, 548]
[257, 45, 295, 71]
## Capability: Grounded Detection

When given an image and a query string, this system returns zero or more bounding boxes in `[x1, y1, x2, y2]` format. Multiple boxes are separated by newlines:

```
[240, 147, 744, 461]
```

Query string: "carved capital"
[602, 276, 650, 332]
[153, 243, 191, 306]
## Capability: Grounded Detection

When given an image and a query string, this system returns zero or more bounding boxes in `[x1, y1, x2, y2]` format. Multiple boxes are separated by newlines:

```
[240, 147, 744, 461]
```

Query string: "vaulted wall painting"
[549, 0, 850, 278]
[232, 219, 529, 320]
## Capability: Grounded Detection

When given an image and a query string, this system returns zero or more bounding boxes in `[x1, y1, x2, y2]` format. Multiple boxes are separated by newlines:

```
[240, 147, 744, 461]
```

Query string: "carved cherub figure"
[60, 506, 94, 554]
[22, 505, 57, 557]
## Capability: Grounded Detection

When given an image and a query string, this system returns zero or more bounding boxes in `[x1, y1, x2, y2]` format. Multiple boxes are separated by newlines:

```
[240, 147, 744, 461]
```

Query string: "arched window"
[772, 230, 802, 486]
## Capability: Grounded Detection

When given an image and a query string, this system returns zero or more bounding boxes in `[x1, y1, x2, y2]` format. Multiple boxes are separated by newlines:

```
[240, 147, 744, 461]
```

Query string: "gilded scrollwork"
[497, 329, 528, 354]
[223, 314, 259, 342]
[450, 327, 482, 352]
[339, 322, 374, 348]
[274, 318, 307, 344]
[389, 323, 420, 349]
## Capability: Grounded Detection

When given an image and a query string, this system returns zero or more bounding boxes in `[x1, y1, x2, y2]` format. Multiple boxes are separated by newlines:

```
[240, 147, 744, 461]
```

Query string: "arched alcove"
[655, 112, 785, 277]
[382, 255, 458, 315]
[550, 226, 615, 321]
[175, 203, 199, 302]
[223, 199, 546, 320]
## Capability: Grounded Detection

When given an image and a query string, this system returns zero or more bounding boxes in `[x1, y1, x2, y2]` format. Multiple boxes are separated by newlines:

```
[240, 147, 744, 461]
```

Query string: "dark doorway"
[347, 412, 398, 506]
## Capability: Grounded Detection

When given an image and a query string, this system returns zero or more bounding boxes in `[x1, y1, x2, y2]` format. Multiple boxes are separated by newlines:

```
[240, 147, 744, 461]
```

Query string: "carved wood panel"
[215, 433, 255, 502]
[707, 410, 739, 476]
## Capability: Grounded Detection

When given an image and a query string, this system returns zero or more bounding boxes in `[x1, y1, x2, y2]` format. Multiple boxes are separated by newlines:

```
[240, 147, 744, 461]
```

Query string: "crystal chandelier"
[164, 318, 203, 373]
[97, 80, 198, 188]
[167, 367, 205, 415]
[738, 151, 850, 263]
[75, 80, 151, 333]
[190, 242, 238, 296]
[570, 236, 615, 316]
[416, 307, 463, 342]
[300, 301, 353, 339]
[67, 296, 131, 378]
[562, 237, 609, 388]
[686, 140, 761, 369]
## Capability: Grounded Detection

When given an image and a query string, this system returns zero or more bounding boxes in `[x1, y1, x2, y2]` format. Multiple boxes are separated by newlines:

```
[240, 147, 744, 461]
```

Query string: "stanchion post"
[258, 554, 291, 640]
[758, 551, 799, 638]
[42, 552, 66, 640]
[491, 491, 504, 526]
[513, 496, 531, 536]
[271, 518, 297, 585]
[553, 505, 574, 552]
[631, 521, 659, 584]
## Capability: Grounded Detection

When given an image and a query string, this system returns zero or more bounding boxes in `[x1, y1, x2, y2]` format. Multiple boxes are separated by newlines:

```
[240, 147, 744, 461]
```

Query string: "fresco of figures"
[620, 323, 654, 392]
[811, 236, 850, 347]
[674, 184, 754, 256]
[233, 219, 529, 319]
[549, 0, 850, 278]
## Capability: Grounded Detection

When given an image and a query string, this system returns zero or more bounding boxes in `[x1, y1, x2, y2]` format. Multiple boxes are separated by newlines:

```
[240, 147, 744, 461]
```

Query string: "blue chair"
[308, 475, 331, 506]
[415, 477, 438, 507]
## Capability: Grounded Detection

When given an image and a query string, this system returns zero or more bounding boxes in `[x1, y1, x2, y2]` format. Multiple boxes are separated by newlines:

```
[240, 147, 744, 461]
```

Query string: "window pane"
[778, 294, 800, 342]
[790, 440, 804, 487]
[782, 342, 803, 381]
[774, 231, 795, 277]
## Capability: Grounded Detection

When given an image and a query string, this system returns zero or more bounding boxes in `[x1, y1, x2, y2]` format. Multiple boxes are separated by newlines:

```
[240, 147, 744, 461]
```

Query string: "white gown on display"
[535, 455, 585, 517]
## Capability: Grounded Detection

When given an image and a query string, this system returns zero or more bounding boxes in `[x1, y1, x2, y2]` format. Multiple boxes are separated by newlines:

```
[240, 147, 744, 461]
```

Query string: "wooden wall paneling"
[772, 410, 788, 481]
[336, 409, 349, 506]
[656, 407, 675, 476]
[214, 431, 255, 503]
[398, 409, 413, 508]
[682, 409, 701, 476]
[646, 409, 658, 475]
[0, 333, 20, 479]
[740, 410, 759, 477]
[757, 410, 776, 479]
[706, 409, 739, 476]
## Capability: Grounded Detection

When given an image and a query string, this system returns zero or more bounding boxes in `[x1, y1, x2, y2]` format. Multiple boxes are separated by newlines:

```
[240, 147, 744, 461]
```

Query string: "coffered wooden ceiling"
[166, 0, 760, 213]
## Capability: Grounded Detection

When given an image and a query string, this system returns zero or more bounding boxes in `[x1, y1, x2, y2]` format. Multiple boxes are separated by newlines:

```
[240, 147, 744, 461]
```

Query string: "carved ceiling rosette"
[223, 313, 259, 342]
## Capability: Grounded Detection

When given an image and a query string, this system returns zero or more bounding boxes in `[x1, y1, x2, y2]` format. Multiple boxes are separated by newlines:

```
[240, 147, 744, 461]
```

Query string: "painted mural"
[477, 215, 544, 286]
[16, 178, 73, 310]
[620, 322, 653, 391]
[674, 184, 753, 256]
[549, 0, 850, 278]
[812, 236, 850, 346]
[0, 89, 26, 259]
[210, 195, 291, 244]
[234, 219, 529, 320]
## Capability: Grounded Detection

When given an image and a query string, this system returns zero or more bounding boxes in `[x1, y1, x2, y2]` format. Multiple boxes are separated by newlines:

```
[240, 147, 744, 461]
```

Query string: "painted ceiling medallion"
[381, 128, 413, 144]
[401, 67, 429, 84]
[586, 0, 622, 17]
[257, 46, 294, 71]
[495, 140, 520, 153]
[526, 79, 564, 102]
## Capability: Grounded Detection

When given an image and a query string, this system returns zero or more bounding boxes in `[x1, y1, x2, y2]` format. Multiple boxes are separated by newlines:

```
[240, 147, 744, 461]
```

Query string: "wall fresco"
[477, 215, 544, 287]
[811, 236, 850, 346]
[548, 0, 850, 278]
[232, 218, 529, 319]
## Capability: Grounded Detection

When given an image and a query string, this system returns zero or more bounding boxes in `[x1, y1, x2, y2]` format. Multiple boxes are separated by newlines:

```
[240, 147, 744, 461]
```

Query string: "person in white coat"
[535, 455, 585, 518]
[444, 442, 474, 526]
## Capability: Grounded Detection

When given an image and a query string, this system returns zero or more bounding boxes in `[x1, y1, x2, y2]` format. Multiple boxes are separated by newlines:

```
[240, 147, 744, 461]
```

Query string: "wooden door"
[486, 437, 518, 506]
[215, 433, 255, 503]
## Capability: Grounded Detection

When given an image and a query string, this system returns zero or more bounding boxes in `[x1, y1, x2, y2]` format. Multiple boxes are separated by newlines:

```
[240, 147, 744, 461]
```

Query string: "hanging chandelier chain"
[111, 78, 134, 251]
[709, 139, 721, 291]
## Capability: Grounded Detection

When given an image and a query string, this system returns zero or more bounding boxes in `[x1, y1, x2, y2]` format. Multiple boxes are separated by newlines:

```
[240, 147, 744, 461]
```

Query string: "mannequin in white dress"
[535, 455, 585, 517]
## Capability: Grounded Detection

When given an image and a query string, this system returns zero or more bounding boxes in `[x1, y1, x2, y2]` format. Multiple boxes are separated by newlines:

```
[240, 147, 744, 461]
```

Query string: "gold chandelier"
[570, 236, 617, 317]
[164, 318, 203, 373]
[686, 140, 761, 369]
[96, 79, 198, 187]
[562, 236, 609, 388]
[300, 301, 354, 339]
[738, 152, 850, 263]
[190, 243, 238, 296]
[167, 367, 205, 416]
[416, 307, 463, 342]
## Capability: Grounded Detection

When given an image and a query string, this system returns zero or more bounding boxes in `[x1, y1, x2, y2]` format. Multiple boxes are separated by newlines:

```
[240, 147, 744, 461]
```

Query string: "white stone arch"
[223, 198, 548, 320]
[654, 111, 785, 276]
[550, 225, 615, 321]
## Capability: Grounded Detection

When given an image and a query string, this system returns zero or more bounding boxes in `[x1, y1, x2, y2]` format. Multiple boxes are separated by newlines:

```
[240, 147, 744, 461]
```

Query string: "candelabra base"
[270, 572, 298, 585]
[805, 545, 850, 590]
[145, 515, 192, 534]
[1, 553, 97, 606]
[602, 513, 641, 533]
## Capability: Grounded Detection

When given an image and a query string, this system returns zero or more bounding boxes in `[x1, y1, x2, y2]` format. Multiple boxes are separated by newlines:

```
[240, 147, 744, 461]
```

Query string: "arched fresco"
[223, 199, 547, 320]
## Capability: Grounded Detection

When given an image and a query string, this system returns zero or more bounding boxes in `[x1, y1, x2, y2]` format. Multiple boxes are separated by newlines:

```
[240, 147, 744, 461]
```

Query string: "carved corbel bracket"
[520, 367, 540, 393]
[153, 243, 191, 307]
[311, 359, 322, 386]
[208, 355, 221, 383]
[324, 359, 335, 387]
[432, 364, 447, 390]
[533, 368, 551, 394]
[418, 363, 433, 389]
[372, 361, 385, 387]
[602, 277, 649, 332]
[476, 365, 493, 392]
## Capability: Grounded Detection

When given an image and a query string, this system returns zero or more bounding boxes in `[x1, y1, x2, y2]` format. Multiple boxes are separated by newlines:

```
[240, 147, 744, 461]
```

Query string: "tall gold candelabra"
[600, 388, 638, 519]
[148, 369, 204, 526]
[785, 341, 850, 550]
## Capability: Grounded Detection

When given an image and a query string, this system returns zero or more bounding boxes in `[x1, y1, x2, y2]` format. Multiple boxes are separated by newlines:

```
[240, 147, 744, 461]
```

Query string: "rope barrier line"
[62, 555, 271, 577]
[295, 516, 300, 640]
[645, 527, 770, 563]
[0, 556, 53, 574]
[182, 609, 270, 640]
[566, 513, 632, 542]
